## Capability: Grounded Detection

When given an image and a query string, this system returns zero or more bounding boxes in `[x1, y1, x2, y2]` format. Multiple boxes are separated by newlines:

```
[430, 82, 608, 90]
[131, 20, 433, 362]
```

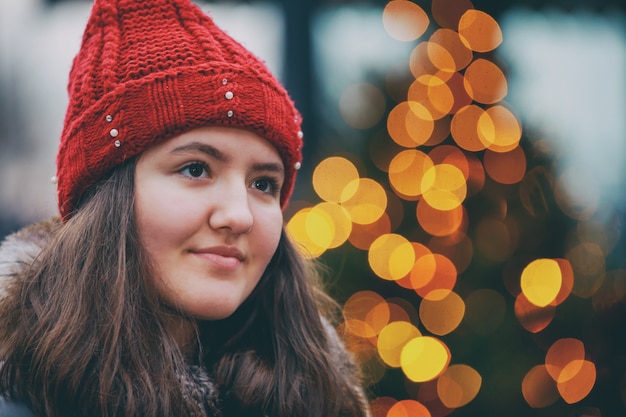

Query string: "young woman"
[0, 0, 369, 416]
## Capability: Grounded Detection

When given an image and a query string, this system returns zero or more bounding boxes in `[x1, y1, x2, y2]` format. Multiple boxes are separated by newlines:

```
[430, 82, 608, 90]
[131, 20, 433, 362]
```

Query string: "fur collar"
[0, 218, 61, 306]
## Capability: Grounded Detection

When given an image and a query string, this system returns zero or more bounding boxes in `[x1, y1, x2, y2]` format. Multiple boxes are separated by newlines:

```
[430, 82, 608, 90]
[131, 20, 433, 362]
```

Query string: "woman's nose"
[208, 182, 254, 234]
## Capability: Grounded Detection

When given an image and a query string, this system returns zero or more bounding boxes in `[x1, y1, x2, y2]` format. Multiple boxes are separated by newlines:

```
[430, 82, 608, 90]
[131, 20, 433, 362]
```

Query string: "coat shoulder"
[0, 218, 61, 300]
[0, 396, 36, 417]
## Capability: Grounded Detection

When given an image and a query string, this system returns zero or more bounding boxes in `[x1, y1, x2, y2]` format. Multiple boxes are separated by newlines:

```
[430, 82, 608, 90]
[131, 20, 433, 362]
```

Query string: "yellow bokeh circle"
[388, 150, 435, 199]
[310, 202, 353, 249]
[401, 336, 451, 382]
[377, 321, 422, 368]
[286, 208, 326, 258]
[368, 234, 416, 281]
[312, 157, 360, 203]
[342, 178, 388, 225]
[421, 164, 468, 210]
[521, 258, 562, 307]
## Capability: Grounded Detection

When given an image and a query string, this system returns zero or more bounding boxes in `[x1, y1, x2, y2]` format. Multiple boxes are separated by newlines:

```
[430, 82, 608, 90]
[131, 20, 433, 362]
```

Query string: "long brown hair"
[0, 160, 368, 417]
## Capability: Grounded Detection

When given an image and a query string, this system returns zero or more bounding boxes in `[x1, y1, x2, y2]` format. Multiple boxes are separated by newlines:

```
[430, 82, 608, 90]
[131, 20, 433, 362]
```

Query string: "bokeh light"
[286, 208, 327, 258]
[457, 9, 503, 52]
[445, 72, 474, 115]
[451, 104, 487, 151]
[349, 212, 392, 250]
[521, 258, 562, 307]
[412, 254, 457, 300]
[514, 292, 555, 333]
[478, 105, 522, 152]
[311, 202, 353, 248]
[388, 150, 434, 199]
[522, 365, 560, 408]
[408, 75, 455, 119]
[396, 242, 434, 289]
[483, 146, 526, 185]
[567, 242, 606, 298]
[557, 360, 596, 404]
[378, 321, 422, 367]
[342, 178, 388, 224]
[428, 29, 473, 73]
[416, 199, 465, 237]
[401, 336, 451, 382]
[463, 59, 508, 104]
[340, 83, 387, 129]
[437, 364, 482, 408]
[421, 164, 467, 211]
[410, 42, 440, 79]
[312, 156, 360, 203]
[344, 290, 389, 338]
[545, 338, 585, 382]
[428, 145, 470, 177]
[415, 379, 455, 417]
[383, 1, 430, 42]
[553, 258, 575, 305]
[387, 399, 432, 417]
[369, 234, 416, 280]
[419, 291, 465, 335]
[388, 101, 436, 147]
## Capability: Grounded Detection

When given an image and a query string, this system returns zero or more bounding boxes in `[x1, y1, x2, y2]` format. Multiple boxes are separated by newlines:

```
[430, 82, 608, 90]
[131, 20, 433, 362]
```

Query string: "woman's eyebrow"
[252, 162, 284, 177]
[170, 142, 227, 162]
[170, 141, 284, 175]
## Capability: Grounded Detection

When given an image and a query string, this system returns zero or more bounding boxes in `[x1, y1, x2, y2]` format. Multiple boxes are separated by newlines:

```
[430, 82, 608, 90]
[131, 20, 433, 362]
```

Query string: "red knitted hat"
[56, 0, 303, 219]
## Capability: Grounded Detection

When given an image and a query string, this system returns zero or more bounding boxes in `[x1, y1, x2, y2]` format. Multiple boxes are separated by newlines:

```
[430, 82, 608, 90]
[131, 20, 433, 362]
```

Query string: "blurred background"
[1, 0, 625, 416]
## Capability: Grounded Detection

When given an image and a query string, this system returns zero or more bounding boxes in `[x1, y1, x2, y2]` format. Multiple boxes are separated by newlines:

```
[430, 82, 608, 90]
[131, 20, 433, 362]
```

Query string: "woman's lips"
[189, 246, 244, 271]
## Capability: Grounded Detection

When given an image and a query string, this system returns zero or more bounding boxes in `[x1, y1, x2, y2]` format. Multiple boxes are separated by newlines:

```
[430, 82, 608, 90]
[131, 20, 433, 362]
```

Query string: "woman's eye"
[252, 178, 278, 195]
[180, 162, 209, 178]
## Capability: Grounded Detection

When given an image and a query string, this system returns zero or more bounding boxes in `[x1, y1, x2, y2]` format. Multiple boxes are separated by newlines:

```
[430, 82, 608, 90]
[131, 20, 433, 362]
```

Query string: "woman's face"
[134, 127, 284, 321]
